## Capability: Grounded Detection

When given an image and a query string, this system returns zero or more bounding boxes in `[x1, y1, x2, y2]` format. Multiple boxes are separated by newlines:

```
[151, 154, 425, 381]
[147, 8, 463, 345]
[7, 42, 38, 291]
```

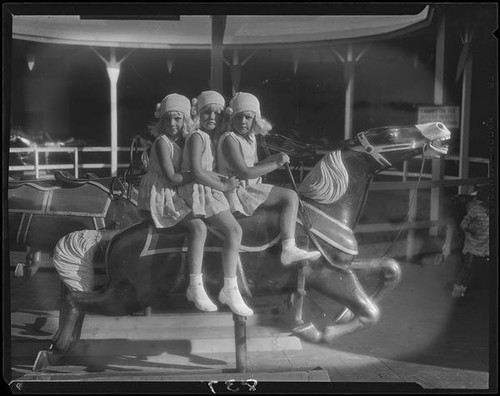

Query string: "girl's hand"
[224, 176, 240, 192]
[276, 153, 290, 167]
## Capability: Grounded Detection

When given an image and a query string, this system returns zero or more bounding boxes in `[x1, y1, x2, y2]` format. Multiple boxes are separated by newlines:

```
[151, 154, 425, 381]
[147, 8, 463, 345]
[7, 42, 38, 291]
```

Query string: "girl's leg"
[184, 217, 207, 275]
[207, 210, 253, 316]
[261, 187, 321, 265]
[184, 217, 217, 312]
[206, 210, 242, 277]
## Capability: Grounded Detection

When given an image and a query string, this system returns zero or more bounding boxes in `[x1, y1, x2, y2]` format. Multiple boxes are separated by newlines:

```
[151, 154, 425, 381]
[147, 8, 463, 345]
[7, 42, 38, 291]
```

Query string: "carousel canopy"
[12, 8, 431, 49]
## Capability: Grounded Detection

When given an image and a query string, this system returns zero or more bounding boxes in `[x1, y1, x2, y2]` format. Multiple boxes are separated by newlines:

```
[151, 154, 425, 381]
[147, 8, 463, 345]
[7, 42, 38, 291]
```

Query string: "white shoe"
[219, 287, 254, 316]
[186, 285, 218, 312]
[281, 246, 321, 266]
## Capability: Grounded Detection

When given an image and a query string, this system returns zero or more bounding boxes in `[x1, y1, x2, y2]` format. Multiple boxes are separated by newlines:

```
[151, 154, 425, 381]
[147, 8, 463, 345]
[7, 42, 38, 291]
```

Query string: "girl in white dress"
[217, 92, 321, 266]
[138, 94, 216, 312]
[178, 91, 253, 316]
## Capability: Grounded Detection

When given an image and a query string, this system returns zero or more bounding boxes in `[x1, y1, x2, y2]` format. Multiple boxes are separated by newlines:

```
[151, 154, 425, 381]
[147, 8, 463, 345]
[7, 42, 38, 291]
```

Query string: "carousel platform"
[7, 240, 492, 390]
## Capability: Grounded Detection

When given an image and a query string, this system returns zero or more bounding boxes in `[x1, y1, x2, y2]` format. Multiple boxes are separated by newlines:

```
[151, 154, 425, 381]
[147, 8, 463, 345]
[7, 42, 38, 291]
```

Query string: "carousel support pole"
[229, 50, 242, 96]
[73, 147, 79, 178]
[430, 12, 446, 236]
[34, 146, 39, 179]
[332, 44, 368, 140]
[107, 49, 120, 177]
[233, 313, 247, 372]
[407, 188, 418, 261]
[90, 47, 134, 176]
[344, 45, 355, 140]
[292, 262, 308, 326]
[458, 29, 473, 195]
[210, 15, 226, 93]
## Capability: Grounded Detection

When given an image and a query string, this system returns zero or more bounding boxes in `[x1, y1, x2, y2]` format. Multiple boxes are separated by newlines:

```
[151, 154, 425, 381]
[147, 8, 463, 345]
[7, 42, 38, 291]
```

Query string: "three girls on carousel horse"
[53, 90, 321, 317]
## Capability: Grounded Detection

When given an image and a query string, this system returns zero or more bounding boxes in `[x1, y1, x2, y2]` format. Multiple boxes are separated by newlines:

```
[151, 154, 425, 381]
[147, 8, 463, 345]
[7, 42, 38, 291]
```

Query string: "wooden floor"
[6, 248, 493, 392]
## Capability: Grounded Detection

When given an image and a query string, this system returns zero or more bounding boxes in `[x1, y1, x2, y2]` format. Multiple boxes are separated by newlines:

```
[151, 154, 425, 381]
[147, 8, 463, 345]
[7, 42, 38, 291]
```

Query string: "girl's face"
[233, 111, 255, 136]
[162, 111, 184, 138]
[199, 105, 223, 132]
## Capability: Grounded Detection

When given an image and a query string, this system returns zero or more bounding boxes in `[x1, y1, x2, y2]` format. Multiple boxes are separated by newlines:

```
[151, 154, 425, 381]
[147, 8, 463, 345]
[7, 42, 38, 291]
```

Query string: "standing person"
[217, 92, 321, 266]
[178, 90, 253, 317]
[451, 185, 490, 300]
[138, 93, 217, 312]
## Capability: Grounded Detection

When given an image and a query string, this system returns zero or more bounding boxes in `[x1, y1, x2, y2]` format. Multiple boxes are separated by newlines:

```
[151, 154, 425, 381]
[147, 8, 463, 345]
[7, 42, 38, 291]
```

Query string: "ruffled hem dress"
[177, 130, 231, 218]
[137, 135, 191, 228]
[216, 131, 273, 216]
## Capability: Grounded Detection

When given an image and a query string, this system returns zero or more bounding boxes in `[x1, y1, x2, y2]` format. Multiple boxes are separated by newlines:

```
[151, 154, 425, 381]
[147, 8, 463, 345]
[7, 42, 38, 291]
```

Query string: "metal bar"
[430, 11, 446, 236]
[233, 314, 247, 373]
[406, 188, 418, 260]
[34, 147, 39, 179]
[368, 177, 489, 190]
[74, 147, 79, 178]
[355, 218, 452, 233]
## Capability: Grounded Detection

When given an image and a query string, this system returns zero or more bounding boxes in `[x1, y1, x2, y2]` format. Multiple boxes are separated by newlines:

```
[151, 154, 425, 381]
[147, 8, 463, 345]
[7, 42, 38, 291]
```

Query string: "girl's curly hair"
[147, 110, 194, 139]
[224, 108, 273, 136]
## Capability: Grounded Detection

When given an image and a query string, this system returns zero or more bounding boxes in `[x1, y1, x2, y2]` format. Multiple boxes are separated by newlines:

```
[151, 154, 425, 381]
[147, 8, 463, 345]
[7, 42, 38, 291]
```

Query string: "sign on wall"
[418, 106, 460, 129]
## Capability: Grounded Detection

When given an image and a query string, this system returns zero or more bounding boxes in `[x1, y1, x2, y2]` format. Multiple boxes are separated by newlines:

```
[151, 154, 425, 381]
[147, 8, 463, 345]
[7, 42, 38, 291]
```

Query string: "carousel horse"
[8, 170, 142, 280]
[33, 122, 451, 371]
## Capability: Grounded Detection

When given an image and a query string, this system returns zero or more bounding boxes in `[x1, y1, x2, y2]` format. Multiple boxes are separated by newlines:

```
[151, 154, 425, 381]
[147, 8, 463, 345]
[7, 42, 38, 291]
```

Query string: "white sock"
[224, 276, 238, 289]
[189, 273, 203, 286]
[282, 238, 295, 249]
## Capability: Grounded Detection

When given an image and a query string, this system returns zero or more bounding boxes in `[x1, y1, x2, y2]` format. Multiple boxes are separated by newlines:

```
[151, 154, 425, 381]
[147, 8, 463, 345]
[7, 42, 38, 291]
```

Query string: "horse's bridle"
[351, 131, 423, 168]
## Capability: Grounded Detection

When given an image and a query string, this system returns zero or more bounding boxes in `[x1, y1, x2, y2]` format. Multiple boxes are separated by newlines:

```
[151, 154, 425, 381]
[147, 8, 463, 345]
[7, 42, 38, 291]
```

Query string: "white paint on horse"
[298, 150, 349, 204]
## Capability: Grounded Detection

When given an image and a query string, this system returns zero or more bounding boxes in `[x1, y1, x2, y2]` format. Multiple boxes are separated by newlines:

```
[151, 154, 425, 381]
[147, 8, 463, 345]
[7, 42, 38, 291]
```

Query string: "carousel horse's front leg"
[330, 257, 401, 325]
[322, 257, 401, 342]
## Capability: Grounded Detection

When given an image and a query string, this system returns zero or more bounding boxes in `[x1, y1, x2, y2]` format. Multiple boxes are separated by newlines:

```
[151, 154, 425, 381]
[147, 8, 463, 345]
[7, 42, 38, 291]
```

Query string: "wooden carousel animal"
[8, 170, 143, 280]
[31, 122, 451, 371]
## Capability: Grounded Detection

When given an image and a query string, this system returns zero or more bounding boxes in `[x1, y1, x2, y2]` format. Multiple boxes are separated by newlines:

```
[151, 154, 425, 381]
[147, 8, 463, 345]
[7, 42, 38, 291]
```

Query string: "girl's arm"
[156, 138, 193, 186]
[222, 136, 289, 180]
[189, 134, 238, 192]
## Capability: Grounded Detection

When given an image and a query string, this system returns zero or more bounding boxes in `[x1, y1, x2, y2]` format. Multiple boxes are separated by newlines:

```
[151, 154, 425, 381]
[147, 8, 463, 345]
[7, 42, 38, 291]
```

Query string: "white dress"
[177, 130, 231, 218]
[216, 131, 273, 216]
[137, 134, 191, 228]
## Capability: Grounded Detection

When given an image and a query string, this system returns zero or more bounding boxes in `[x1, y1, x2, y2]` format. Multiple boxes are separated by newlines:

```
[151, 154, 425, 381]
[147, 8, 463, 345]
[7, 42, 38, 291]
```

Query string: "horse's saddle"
[140, 202, 358, 257]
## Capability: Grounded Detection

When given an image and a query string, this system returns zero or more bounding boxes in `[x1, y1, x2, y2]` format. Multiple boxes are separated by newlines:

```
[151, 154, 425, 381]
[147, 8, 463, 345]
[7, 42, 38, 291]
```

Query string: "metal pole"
[458, 33, 473, 194]
[344, 44, 355, 140]
[430, 12, 446, 236]
[233, 313, 247, 372]
[210, 16, 226, 93]
[74, 147, 79, 178]
[34, 147, 39, 179]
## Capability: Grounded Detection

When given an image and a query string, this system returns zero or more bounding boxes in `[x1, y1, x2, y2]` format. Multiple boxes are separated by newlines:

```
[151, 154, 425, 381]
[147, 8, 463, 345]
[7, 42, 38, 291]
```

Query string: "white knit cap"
[229, 92, 261, 118]
[157, 93, 191, 118]
[197, 91, 225, 112]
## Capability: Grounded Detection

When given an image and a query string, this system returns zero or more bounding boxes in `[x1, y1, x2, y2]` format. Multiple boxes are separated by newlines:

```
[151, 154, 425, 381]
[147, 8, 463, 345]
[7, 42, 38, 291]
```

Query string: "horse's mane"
[297, 150, 349, 204]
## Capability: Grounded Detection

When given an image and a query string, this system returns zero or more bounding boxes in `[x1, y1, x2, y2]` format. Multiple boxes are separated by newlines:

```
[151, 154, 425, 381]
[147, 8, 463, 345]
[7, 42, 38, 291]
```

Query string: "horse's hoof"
[33, 350, 56, 371]
[292, 322, 323, 343]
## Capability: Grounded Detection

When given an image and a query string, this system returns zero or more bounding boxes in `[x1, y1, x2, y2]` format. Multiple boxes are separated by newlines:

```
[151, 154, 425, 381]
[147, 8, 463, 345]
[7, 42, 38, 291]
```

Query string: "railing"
[9, 145, 489, 260]
[9, 146, 133, 179]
